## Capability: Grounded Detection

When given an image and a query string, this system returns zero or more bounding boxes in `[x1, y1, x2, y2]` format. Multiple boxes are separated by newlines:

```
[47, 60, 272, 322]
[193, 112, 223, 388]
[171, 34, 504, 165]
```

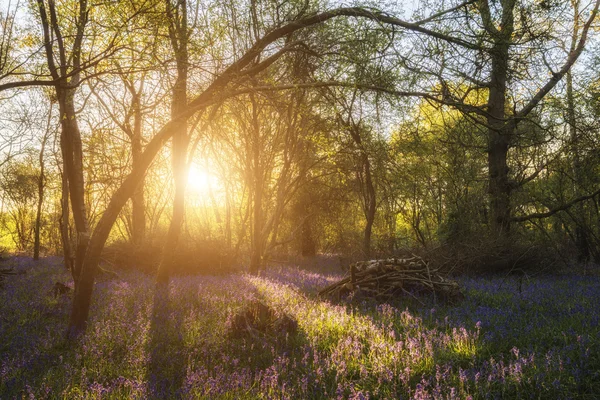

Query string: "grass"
[1, 256, 599, 399]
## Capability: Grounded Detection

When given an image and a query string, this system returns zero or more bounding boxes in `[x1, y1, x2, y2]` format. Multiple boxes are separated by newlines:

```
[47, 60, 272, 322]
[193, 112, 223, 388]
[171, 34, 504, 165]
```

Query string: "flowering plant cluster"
[1, 258, 598, 399]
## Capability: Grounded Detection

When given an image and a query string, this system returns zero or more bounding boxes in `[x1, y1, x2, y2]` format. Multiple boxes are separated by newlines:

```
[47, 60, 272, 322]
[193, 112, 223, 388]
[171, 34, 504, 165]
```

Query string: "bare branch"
[512, 188, 600, 222]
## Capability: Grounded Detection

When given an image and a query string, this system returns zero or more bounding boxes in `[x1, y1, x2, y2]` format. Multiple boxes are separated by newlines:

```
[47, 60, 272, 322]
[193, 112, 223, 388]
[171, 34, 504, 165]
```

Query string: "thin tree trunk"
[131, 92, 146, 246]
[34, 115, 50, 261]
[566, 2, 590, 262]
[300, 194, 316, 257]
[348, 122, 376, 258]
[363, 153, 376, 258]
[36, 0, 90, 284]
[249, 93, 265, 274]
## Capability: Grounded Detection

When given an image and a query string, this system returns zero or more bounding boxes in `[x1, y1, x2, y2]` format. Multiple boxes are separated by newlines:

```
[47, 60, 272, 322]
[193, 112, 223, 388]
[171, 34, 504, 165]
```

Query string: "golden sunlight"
[187, 163, 217, 196]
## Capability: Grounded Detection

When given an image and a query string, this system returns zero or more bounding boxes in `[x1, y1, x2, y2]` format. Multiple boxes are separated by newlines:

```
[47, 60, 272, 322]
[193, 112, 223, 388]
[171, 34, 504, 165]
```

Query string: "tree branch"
[514, 0, 600, 121]
[512, 188, 600, 222]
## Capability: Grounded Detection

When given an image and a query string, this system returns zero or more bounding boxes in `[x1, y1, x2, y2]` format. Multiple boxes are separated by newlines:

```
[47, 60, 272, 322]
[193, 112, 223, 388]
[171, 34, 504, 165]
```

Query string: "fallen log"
[319, 256, 464, 304]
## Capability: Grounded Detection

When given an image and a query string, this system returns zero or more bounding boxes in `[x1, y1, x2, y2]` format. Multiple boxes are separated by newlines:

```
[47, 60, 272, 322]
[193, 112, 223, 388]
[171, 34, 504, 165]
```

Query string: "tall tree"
[36, 0, 90, 283]
[33, 103, 52, 260]
[156, 0, 190, 284]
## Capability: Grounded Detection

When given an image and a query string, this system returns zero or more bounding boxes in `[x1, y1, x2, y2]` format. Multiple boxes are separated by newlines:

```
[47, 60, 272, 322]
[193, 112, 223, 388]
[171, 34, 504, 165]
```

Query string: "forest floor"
[1, 256, 599, 399]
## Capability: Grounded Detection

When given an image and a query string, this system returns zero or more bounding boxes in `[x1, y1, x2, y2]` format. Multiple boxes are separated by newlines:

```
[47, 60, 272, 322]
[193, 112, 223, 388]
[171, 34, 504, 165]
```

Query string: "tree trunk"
[566, 70, 590, 261]
[33, 130, 49, 261]
[156, 0, 189, 285]
[59, 169, 74, 275]
[131, 92, 146, 246]
[348, 122, 376, 258]
[565, 2, 590, 263]
[249, 94, 264, 274]
[36, 0, 89, 282]
[484, 2, 514, 237]
[57, 88, 90, 285]
[300, 204, 316, 257]
[362, 153, 376, 258]
[68, 115, 174, 337]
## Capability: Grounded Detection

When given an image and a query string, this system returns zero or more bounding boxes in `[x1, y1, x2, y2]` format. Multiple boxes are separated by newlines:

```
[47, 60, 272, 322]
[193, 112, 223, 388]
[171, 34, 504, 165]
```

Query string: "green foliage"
[0, 159, 40, 252]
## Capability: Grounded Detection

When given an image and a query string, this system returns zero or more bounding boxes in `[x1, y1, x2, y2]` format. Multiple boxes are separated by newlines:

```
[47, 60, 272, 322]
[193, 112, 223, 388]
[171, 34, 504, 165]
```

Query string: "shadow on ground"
[147, 284, 187, 399]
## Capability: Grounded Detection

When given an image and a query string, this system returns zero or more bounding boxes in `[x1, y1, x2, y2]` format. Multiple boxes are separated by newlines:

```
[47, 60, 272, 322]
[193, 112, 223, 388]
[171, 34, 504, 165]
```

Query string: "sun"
[187, 163, 216, 195]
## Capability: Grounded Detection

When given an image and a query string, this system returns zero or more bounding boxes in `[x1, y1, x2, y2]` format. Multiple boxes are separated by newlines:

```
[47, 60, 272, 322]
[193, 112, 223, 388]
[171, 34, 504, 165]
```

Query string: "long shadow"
[147, 283, 187, 399]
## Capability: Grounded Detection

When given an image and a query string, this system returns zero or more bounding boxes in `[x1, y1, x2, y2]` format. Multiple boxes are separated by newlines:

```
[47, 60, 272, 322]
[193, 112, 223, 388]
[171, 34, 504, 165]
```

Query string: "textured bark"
[58, 89, 90, 283]
[480, 0, 515, 236]
[59, 169, 73, 275]
[36, 0, 90, 283]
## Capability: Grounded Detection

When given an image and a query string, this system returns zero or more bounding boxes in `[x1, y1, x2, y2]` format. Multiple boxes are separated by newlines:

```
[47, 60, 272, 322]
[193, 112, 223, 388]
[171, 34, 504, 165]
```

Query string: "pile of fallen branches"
[227, 299, 298, 341]
[319, 256, 464, 304]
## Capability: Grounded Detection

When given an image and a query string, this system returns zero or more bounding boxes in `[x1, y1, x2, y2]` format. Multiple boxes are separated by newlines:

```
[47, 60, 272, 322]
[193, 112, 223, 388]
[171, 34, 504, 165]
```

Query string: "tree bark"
[131, 91, 146, 246]
[59, 169, 74, 275]
[362, 153, 376, 258]
[565, 2, 590, 262]
[57, 87, 90, 284]
[36, 0, 90, 282]
[348, 122, 376, 258]
[156, 0, 189, 285]
[481, 0, 515, 236]
[249, 94, 264, 274]
[33, 117, 50, 261]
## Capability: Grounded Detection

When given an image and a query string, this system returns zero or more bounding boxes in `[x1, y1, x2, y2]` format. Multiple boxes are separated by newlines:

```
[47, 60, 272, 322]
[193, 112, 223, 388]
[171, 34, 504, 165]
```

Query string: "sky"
[1, 0, 421, 19]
